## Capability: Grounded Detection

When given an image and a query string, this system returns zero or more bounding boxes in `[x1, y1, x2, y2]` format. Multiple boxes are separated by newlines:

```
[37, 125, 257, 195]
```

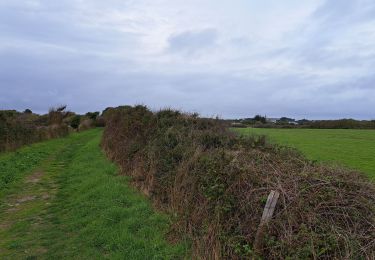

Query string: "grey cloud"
[167, 28, 218, 55]
[313, 0, 375, 25]
[0, 1, 142, 55]
[2, 44, 373, 119]
[0, 0, 374, 119]
[273, 0, 375, 82]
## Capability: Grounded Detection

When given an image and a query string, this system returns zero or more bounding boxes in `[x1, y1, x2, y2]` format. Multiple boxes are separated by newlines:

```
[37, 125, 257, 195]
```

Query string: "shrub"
[86, 111, 100, 120]
[78, 119, 94, 131]
[94, 116, 106, 127]
[70, 115, 81, 129]
[102, 106, 375, 259]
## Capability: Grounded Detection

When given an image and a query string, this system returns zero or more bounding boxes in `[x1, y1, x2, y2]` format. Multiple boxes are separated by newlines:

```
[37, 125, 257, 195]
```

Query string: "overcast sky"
[0, 0, 374, 119]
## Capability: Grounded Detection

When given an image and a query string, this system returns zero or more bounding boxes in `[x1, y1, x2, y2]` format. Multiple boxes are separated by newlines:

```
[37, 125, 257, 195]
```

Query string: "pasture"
[234, 128, 375, 180]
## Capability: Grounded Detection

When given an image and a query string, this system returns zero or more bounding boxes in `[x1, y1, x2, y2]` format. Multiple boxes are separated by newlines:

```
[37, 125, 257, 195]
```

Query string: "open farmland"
[1, 107, 374, 259]
[234, 128, 375, 180]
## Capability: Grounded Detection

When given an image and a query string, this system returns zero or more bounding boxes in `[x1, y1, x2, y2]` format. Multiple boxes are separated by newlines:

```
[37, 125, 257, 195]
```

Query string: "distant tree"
[297, 119, 310, 125]
[277, 117, 296, 125]
[85, 112, 100, 120]
[253, 115, 266, 124]
[279, 117, 295, 122]
[23, 109, 32, 114]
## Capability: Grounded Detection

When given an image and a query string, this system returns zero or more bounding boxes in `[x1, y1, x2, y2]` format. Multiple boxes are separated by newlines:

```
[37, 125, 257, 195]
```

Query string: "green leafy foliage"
[70, 115, 81, 129]
[85, 111, 100, 120]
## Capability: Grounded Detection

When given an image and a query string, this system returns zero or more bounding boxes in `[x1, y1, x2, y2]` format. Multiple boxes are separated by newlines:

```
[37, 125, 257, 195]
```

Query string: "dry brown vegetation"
[0, 106, 105, 153]
[0, 107, 69, 152]
[101, 105, 375, 259]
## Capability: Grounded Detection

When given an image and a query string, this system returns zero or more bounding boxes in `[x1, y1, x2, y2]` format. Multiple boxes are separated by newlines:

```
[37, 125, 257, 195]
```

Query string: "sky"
[0, 0, 374, 119]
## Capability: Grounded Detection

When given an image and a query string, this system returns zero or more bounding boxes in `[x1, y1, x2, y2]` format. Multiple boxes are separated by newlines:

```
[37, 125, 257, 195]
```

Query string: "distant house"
[277, 117, 298, 125]
[266, 118, 279, 123]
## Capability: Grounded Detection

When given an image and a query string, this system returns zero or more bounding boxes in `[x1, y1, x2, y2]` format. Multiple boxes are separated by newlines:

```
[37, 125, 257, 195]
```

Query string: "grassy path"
[0, 129, 188, 259]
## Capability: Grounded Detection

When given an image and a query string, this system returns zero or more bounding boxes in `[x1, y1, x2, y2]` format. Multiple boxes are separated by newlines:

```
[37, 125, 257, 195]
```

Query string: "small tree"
[48, 105, 68, 125]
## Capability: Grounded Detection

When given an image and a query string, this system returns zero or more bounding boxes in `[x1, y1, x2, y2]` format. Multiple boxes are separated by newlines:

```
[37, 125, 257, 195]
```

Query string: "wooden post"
[254, 190, 280, 254]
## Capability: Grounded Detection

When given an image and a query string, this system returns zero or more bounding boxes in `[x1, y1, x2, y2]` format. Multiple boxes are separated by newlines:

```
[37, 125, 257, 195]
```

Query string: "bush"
[94, 116, 106, 127]
[78, 119, 94, 131]
[101, 106, 375, 259]
[86, 111, 100, 120]
[70, 115, 81, 129]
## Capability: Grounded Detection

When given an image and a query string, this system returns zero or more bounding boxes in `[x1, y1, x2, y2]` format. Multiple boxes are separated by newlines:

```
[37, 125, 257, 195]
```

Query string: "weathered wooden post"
[254, 190, 280, 254]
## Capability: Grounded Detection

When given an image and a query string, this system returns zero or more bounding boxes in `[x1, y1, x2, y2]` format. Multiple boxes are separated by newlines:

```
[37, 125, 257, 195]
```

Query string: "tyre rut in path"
[0, 134, 93, 259]
[0, 130, 188, 259]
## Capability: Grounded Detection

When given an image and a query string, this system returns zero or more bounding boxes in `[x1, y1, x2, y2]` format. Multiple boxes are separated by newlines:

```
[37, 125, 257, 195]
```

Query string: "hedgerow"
[0, 107, 69, 153]
[101, 105, 375, 259]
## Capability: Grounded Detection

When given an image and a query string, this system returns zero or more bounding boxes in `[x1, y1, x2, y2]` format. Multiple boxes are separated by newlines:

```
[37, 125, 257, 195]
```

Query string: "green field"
[234, 128, 375, 180]
[0, 129, 189, 259]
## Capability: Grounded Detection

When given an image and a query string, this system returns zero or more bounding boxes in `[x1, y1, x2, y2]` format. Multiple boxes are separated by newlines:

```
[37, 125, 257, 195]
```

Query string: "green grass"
[0, 129, 189, 259]
[234, 128, 375, 180]
[0, 135, 71, 200]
